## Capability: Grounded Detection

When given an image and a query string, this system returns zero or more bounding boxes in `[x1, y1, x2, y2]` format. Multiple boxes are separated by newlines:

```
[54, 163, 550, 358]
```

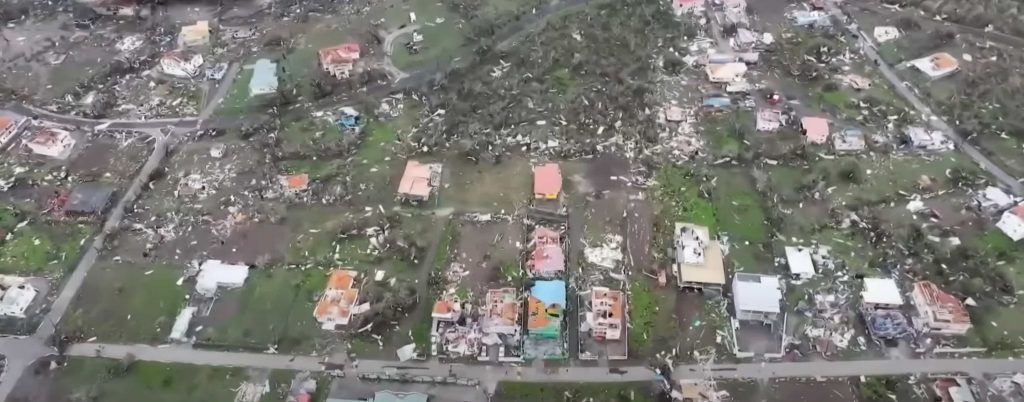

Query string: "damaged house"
[833, 128, 866, 152]
[580, 286, 627, 360]
[801, 117, 830, 144]
[279, 174, 310, 195]
[0, 277, 38, 318]
[64, 183, 116, 217]
[910, 52, 959, 79]
[318, 43, 361, 79]
[706, 62, 747, 83]
[673, 223, 726, 293]
[906, 126, 953, 151]
[732, 273, 783, 324]
[178, 20, 211, 48]
[996, 204, 1024, 241]
[314, 270, 360, 330]
[911, 281, 971, 336]
[26, 127, 76, 159]
[784, 246, 816, 280]
[397, 160, 442, 202]
[672, 0, 704, 15]
[249, 59, 279, 96]
[972, 186, 1015, 214]
[756, 108, 784, 132]
[479, 288, 521, 361]
[525, 280, 566, 359]
[0, 114, 29, 150]
[529, 227, 565, 278]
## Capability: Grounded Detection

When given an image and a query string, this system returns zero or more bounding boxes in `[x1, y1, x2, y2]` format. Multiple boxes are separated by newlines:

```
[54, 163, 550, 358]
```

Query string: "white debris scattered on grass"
[584, 234, 623, 269]
[233, 380, 270, 402]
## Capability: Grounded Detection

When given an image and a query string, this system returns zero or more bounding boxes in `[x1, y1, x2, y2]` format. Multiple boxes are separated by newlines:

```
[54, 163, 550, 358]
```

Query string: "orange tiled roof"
[313, 269, 359, 323]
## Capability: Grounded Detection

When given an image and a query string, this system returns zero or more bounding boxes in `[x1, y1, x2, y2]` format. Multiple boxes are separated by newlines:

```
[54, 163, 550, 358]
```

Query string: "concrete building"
[195, 260, 250, 297]
[314, 270, 360, 330]
[249, 59, 279, 96]
[732, 273, 782, 323]
[911, 281, 971, 335]
[673, 223, 726, 292]
[861, 277, 904, 310]
[584, 287, 625, 341]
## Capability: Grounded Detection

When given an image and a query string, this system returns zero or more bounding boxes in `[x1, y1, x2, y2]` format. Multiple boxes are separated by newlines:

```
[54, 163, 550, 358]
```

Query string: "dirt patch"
[210, 223, 290, 264]
[67, 138, 148, 181]
[452, 219, 524, 294]
[584, 154, 630, 194]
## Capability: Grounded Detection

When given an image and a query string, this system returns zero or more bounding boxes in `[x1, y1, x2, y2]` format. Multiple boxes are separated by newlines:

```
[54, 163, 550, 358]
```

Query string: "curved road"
[828, 1, 1024, 196]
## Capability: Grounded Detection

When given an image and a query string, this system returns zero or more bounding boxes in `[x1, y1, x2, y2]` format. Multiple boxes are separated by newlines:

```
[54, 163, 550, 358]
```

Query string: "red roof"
[533, 163, 562, 196]
[319, 43, 361, 66]
[1011, 204, 1024, 218]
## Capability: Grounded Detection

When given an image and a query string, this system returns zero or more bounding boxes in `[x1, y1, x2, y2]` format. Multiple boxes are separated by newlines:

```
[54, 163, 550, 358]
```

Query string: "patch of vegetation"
[702, 112, 749, 159]
[550, 68, 576, 95]
[0, 222, 92, 275]
[217, 67, 255, 117]
[494, 381, 656, 402]
[64, 263, 186, 343]
[51, 358, 289, 402]
[653, 167, 716, 231]
[627, 280, 657, 351]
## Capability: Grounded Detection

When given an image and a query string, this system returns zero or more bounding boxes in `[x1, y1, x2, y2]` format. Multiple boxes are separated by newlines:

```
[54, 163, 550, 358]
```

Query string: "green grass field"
[385, 0, 467, 70]
[0, 221, 92, 276]
[63, 263, 186, 343]
[711, 168, 771, 273]
[494, 381, 657, 402]
[52, 358, 294, 402]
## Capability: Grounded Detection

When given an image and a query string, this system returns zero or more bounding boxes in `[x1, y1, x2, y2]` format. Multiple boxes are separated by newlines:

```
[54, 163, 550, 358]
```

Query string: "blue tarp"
[703, 97, 732, 108]
[531, 280, 566, 306]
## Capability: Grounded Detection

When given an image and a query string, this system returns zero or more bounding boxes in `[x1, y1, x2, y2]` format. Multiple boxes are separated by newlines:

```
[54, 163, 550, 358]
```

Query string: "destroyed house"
[911, 52, 959, 78]
[432, 294, 461, 322]
[911, 281, 971, 335]
[65, 183, 115, 216]
[973, 186, 1014, 213]
[732, 273, 782, 323]
[178, 20, 211, 48]
[314, 269, 360, 329]
[527, 280, 565, 339]
[319, 43, 361, 79]
[280, 173, 310, 194]
[529, 227, 564, 277]
[26, 127, 75, 159]
[481, 288, 519, 335]
[160, 51, 204, 78]
[997, 204, 1024, 242]
[397, 160, 441, 201]
[533, 163, 562, 200]
[756, 109, 783, 132]
[906, 126, 952, 151]
[586, 287, 624, 341]
[673, 223, 726, 291]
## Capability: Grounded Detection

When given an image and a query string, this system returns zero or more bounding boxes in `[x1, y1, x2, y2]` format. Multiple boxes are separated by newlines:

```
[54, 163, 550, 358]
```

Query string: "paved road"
[4, 104, 200, 131]
[827, 2, 1024, 196]
[66, 342, 1024, 382]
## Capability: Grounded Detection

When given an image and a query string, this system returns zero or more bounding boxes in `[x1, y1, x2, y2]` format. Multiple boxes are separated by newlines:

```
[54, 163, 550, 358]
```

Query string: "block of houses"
[705, 62, 747, 83]
[529, 226, 565, 277]
[533, 163, 562, 200]
[318, 43, 361, 79]
[0, 283, 37, 318]
[249, 59, 279, 96]
[178, 20, 211, 48]
[997, 204, 1024, 241]
[26, 127, 76, 159]
[972, 186, 1014, 213]
[911, 281, 971, 335]
[527, 280, 565, 339]
[160, 50, 204, 78]
[861, 277, 904, 310]
[906, 126, 953, 151]
[784, 246, 815, 279]
[732, 273, 782, 324]
[801, 117, 829, 144]
[195, 260, 250, 297]
[910, 52, 959, 79]
[397, 160, 442, 202]
[481, 288, 518, 335]
[833, 128, 866, 152]
[673, 223, 726, 292]
[585, 287, 625, 341]
[314, 269, 360, 329]
[755, 109, 783, 132]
